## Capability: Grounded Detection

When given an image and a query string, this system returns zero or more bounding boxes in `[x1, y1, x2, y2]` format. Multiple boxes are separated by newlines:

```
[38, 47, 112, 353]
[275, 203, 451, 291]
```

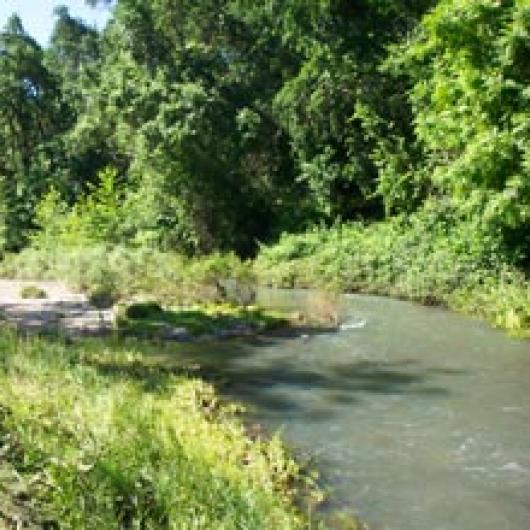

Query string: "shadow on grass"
[72, 328, 466, 425]
[115, 302, 294, 338]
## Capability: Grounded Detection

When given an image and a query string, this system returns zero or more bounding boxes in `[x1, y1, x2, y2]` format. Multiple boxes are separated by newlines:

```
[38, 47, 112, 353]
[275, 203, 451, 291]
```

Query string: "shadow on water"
[209, 357, 457, 421]
[79, 330, 467, 423]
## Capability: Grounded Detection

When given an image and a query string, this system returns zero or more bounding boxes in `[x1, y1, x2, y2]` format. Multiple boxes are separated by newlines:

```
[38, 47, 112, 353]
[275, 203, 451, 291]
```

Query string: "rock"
[215, 324, 253, 338]
[162, 326, 192, 341]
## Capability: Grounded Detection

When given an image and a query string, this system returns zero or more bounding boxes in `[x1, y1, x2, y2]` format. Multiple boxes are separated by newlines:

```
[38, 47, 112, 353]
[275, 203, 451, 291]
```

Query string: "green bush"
[20, 285, 47, 299]
[255, 200, 529, 336]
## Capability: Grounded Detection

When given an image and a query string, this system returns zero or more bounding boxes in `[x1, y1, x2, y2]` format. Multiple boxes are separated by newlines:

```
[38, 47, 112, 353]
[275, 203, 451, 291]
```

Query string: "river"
[175, 289, 530, 530]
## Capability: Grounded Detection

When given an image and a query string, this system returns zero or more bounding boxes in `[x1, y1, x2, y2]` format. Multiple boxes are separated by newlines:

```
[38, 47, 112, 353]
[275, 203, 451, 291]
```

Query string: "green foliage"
[0, 328, 313, 528]
[0, 0, 435, 253]
[19, 285, 47, 299]
[88, 286, 119, 310]
[0, 15, 66, 250]
[383, 0, 530, 258]
[0, 244, 254, 309]
[47, 6, 102, 113]
[1, 0, 529, 340]
[124, 302, 164, 320]
[451, 266, 530, 337]
[255, 200, 530, 335]
[33, 167, 128, 248]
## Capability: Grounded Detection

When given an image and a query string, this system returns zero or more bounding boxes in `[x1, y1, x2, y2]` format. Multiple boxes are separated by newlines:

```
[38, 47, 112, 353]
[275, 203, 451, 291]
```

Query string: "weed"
[0, 327, 323, 529]
[19, 285, 47, 299]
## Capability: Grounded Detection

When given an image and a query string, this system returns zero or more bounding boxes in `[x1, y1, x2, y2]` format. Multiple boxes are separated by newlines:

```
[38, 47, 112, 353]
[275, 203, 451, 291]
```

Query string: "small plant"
[20, 285, 47, 299]
[88, 286, 117, 309]
[125, 301, 164, 319]
[305, 289, 343, 328]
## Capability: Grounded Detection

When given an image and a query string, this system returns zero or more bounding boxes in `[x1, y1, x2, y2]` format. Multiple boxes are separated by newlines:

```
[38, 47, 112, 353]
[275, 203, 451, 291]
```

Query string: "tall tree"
[0, 15, 64, 249]
[235, 0, 434, 219]
[387, 0, 530, 260]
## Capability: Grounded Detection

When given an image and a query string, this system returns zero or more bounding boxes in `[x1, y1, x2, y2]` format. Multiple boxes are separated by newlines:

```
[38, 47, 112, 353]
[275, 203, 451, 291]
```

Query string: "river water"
[178, 290, 530, 530]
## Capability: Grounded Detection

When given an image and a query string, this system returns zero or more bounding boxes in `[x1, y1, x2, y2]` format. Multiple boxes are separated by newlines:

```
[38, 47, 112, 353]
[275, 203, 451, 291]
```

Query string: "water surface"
[178, 290, 530, 530]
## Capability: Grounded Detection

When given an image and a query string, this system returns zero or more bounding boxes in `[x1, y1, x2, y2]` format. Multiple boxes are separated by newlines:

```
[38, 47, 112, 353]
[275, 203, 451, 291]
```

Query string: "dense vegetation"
[0, 0, 528, 334]
[255, 204, 530, 335]
[0, 0, 528, 526]
[0, 326, 324, 528]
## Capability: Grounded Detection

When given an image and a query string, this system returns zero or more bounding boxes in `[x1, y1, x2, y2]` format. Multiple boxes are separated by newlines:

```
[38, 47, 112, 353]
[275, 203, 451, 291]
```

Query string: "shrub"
[20, 285, 47, 299]
[255, 200, 529, 335]
[88, 287, 118, 309]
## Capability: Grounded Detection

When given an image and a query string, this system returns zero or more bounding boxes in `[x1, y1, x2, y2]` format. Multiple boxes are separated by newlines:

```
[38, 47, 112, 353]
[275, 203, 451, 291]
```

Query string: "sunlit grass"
[115, 301, 290, 338]
[0, 326, 319, 529]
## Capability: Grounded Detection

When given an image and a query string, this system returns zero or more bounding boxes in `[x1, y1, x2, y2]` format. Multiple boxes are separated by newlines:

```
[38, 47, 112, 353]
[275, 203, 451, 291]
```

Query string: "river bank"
[0, 324, 328, 529]
[0, 278, 364, 529]
[254, 214, 530, 339]
[2, 232, 529, 341]
[0, 248, 528, 528]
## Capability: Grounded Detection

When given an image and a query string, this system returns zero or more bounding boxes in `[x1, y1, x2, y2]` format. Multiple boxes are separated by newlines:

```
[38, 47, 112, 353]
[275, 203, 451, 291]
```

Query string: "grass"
[0, 324, 329, 529]
[115, 302, 291, 338]
[19, 285, 47, 299]
[0, 245, 254, 308]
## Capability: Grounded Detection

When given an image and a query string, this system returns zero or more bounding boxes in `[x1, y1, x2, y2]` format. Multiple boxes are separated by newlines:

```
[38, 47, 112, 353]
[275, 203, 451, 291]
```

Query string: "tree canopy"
[0, 0, 528, 261]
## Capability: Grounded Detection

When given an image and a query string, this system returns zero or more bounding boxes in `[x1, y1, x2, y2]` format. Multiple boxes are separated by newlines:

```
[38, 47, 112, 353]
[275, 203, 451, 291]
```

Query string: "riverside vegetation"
[0, 326, 329, 529]
[1, 0, 528, 337]
[255, 201, 530, 337]
[0, 0, 529, 528]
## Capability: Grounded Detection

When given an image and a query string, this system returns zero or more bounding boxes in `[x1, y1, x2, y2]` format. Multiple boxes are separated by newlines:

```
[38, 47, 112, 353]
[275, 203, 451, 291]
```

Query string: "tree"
[387, 0, 530, 260]
[0, 15, 64, 249]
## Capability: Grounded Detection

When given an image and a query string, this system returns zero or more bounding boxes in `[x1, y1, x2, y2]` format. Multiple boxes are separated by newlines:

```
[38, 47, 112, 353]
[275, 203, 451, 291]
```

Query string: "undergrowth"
[255, 202, 530, 337]
[0, 326, 327, 529]
[0, 245, 253, 308]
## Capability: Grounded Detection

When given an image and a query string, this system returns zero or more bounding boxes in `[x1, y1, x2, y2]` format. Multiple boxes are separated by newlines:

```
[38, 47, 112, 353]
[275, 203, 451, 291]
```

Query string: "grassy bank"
[254, 205, 530, 337]
[1, 209, 529, 340]
[0, 325, 326, 529]
[0, 246, 253, 308]
[114, 301, 292, 340]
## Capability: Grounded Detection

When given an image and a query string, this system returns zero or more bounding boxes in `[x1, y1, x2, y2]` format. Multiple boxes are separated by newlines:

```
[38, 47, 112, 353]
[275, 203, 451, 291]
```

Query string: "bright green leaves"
[32, 168, 125, 249]
[4, 0, 529, 263]
[383, 0, 530, 259]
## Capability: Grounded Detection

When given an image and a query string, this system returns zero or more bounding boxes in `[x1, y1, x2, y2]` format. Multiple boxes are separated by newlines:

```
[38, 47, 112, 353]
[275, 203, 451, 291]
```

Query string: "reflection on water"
[175, 290, 530, 530]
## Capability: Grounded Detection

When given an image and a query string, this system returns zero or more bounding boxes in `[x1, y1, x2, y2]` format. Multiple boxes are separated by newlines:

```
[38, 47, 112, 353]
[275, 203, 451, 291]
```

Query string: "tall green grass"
[0, 245, 253, 307]
[0, 327, 322, 529]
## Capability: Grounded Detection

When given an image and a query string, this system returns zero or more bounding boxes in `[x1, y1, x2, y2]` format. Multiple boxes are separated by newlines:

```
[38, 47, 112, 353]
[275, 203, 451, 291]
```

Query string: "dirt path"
[0, 280, 113, 336]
